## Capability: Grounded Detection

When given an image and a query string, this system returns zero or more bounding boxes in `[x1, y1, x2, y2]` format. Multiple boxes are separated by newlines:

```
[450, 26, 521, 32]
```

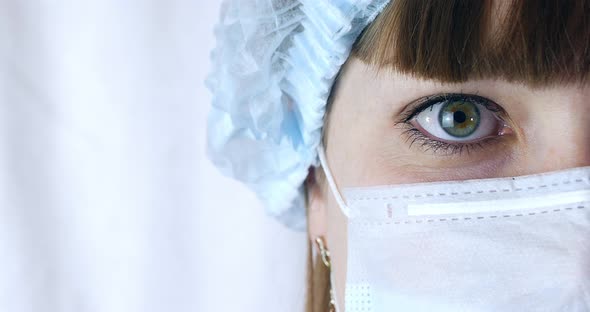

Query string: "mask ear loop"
[316, 143, 348, 312]
[316, 143, 351, 217]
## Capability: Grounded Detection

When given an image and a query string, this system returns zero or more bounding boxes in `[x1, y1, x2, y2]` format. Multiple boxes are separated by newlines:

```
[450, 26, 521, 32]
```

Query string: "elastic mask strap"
[317, 143, 350, 217]
[317, 143, 347, 312]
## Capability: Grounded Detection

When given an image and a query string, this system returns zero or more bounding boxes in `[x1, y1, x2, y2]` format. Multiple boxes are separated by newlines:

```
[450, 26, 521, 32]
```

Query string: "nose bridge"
[527, 104, 590, 171]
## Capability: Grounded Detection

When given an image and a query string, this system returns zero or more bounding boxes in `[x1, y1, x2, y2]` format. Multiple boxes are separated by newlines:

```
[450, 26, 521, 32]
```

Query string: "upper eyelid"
[397, 93, 504, 124]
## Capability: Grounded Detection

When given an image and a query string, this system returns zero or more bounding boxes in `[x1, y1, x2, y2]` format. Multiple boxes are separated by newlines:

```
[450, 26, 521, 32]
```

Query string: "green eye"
[438, 100, 480, 137]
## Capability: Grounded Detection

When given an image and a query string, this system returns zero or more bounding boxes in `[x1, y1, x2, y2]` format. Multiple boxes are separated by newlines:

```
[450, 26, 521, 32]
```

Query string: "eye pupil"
[454, 111, 467, 123]
[439, 101, 480, 137]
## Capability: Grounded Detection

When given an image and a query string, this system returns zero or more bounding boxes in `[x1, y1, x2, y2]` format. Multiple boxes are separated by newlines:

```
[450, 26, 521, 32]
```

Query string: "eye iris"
[438, 100, 480, 137]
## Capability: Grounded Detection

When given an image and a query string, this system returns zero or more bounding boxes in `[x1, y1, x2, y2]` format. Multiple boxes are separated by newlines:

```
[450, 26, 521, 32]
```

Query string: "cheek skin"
[373, 134, 522, 183]
[486, 83, 590, 174]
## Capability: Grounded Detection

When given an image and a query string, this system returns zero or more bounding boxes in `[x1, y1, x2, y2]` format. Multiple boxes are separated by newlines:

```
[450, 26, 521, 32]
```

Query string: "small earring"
[315, 237, 336, 312]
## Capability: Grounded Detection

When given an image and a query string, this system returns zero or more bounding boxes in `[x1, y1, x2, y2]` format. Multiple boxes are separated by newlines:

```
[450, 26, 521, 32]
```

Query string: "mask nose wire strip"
[317, 143, 351, 217]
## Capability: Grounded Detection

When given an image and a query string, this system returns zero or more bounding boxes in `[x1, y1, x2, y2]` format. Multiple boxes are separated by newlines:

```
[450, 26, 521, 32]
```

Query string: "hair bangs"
[351, 0, 590, 86]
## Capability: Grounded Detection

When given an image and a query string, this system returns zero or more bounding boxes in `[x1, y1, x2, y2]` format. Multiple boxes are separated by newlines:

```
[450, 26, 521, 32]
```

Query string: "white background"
[0, 1, 306, 311]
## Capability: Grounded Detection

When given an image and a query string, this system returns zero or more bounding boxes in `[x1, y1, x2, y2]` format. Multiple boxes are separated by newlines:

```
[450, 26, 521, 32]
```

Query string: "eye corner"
[398, 94, 447, 123]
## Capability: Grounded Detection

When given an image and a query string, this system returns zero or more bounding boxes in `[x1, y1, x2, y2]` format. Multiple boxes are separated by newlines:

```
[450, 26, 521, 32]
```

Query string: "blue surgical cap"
[206, 0, 391, 230]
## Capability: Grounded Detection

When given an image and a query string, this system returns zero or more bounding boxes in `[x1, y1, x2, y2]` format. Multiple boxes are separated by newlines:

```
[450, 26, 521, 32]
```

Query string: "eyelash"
[401, 128, 502, 155]
[395, 93, 508, 156]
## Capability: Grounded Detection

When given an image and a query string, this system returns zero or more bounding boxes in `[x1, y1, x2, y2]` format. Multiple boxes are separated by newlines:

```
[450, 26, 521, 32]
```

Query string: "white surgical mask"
[317, 144, 590, 312]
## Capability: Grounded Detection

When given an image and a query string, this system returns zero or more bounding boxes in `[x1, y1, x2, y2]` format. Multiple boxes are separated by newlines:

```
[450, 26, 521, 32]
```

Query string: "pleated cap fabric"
[206, 0, 390, 230]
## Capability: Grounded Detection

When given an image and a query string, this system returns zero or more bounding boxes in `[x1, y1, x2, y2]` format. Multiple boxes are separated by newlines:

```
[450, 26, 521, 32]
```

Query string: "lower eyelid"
[402, 127, 507, 156]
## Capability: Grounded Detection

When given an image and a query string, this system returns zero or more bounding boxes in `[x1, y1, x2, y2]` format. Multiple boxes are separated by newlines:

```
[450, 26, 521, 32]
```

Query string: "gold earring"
[315, 237, 336, 312]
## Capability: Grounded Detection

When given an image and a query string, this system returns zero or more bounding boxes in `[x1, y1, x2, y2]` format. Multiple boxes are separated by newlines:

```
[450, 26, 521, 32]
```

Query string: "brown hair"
[305, 1, 590, 311]
[353, 0, 590, 85]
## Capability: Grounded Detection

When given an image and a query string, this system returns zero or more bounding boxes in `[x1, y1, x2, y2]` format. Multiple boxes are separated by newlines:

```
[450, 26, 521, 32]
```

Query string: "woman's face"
[308, 58, 590, 309]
